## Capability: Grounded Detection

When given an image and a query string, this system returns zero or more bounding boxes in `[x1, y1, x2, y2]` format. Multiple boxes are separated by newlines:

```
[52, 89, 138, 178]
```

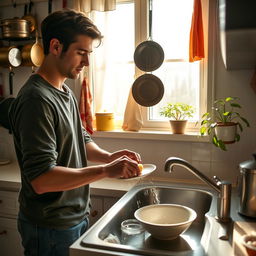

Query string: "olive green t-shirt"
[9, 74, 92, 229]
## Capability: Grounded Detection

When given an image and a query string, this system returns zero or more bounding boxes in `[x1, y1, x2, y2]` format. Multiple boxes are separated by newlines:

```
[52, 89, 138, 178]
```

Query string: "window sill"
[91, 129, 210, 142]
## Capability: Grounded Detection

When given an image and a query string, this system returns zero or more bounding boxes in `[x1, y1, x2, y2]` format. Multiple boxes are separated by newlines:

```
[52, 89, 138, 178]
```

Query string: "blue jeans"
[17, 211, 88, 256]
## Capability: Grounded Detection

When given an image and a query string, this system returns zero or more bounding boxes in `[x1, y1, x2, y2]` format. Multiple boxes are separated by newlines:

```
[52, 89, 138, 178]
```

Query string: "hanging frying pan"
[132, 74, 164, 107]
[21, 30, 44, 67]
[134, 0, 164, 72]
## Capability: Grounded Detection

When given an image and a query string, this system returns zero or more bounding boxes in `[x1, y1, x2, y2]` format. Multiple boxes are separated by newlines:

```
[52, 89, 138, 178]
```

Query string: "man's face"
[57, 35, 93, 79]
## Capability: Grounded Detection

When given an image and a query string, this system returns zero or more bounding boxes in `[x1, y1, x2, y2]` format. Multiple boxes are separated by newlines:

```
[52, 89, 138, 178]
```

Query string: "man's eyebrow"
[78, 48, 93, 53]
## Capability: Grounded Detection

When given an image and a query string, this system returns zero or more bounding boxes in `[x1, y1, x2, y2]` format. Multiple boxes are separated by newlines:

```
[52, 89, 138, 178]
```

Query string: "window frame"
[90, 0, 216, 135]
[132, 0, 210, 132]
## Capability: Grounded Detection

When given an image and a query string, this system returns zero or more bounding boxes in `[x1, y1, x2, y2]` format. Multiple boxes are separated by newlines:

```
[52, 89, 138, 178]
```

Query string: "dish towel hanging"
[122, 88, 143, 132]
[189, 0, 204, 62]
[79, 77, 94, 134]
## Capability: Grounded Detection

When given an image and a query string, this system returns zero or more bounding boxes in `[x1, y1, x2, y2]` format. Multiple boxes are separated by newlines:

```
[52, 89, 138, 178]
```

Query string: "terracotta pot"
[169, 120, 187, 134]
[214, 122, 237, 144]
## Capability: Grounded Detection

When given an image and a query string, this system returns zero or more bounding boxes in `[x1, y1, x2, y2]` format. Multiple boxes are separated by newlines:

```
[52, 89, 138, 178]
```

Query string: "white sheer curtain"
[73, 0, 116, 12]
[72, 0, 117, 106]
[73, 0, 143, 131]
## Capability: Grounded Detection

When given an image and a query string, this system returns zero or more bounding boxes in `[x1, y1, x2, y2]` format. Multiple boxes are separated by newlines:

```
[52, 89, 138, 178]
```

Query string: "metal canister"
[238, 154, 256, 218]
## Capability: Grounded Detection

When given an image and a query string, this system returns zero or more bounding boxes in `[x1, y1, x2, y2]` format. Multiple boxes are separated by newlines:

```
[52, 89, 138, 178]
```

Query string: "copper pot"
[0, 18, 30, 39]
[21, 33, 44, 67]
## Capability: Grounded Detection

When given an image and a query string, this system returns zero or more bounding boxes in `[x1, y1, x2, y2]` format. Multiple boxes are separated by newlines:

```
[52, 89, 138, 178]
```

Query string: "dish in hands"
[120, 164, 156, 180]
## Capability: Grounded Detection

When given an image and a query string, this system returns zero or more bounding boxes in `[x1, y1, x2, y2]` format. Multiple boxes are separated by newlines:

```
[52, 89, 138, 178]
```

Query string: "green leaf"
[230, 103, 241, 108]
[201, 120, 209, 125]
[223, 111, 231, 116]
[202, 112, 210, 118]
[225, 97, 234, 102]
[200, 127, 207, 135]
[240, 117, 250, 127]
[237, 122, 243, 132]
[212, 136, 219, 147]
[235, 133, 240, 142]
[218, 140, 227, 151]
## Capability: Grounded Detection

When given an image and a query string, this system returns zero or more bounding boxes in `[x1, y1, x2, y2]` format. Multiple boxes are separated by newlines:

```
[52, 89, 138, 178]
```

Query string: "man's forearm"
[86, 141, 111, 163]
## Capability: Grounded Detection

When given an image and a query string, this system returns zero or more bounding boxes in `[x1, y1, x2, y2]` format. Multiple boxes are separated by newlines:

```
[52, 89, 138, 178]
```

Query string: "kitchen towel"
[79, 77, 94, 134]
[122, 87, 143, 132]
[189, 0, 205, 62]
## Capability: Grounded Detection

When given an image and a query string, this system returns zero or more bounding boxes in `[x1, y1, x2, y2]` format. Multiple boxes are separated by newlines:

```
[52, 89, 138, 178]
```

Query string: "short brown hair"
[41, 9, 103, 55]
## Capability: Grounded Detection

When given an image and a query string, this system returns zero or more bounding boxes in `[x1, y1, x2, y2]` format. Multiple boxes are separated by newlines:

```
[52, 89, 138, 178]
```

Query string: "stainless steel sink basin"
[81, 183, 216, 256]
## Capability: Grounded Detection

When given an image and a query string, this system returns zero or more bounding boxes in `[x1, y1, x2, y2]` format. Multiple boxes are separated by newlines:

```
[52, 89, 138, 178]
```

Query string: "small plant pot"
[169, 120, 187, 134]
[214, 122, 237, 144]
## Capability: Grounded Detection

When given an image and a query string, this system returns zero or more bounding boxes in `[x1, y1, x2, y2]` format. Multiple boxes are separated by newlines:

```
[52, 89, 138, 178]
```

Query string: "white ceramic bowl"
[134, 204, 197, 240]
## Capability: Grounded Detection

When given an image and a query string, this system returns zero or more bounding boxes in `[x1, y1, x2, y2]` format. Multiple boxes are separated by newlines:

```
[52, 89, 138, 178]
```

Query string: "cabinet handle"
[91, 210, 98, 217]
[0, 230, 7, 235]
[0, 200, 2, 203]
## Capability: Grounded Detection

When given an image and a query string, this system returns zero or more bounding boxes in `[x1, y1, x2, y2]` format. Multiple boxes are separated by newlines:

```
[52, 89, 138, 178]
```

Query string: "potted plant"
[200, 97, 250, 151]
[160, 102, 195, 134]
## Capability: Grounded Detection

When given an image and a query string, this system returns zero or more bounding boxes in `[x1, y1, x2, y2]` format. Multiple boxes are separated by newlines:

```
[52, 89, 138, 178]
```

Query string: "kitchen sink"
[81, 183, 216, 256]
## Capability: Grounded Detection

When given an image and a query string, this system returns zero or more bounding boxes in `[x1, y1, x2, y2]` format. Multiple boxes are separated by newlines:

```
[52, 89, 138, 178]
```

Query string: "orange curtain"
[79, 77, 94, 134]
[189, 0, 204, 62]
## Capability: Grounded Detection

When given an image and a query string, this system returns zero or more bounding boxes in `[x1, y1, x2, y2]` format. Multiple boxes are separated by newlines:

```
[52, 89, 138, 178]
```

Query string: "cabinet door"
[89, 196, 104, 227]
[0, 217, 23, 256]
[0, 191, 19, 216]
[103, 197, 120, 213]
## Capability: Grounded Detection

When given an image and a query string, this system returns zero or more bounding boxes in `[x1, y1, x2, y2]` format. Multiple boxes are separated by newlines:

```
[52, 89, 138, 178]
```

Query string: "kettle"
[238, 154, 256, 218]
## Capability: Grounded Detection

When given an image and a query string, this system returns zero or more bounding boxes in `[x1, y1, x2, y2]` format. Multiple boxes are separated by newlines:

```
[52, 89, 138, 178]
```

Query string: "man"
[9, 9, 141, 256]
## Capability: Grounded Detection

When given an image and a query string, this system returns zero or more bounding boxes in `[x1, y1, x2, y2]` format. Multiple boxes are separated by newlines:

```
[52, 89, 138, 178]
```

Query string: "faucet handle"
[213, 175, 222, 186]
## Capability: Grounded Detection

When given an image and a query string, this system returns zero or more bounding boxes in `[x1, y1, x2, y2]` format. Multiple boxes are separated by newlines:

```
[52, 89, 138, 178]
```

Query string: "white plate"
[120, 164, 156, 181]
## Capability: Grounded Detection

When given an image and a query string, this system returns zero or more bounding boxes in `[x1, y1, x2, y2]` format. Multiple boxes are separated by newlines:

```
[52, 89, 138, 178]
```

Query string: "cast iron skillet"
[133, 0, 164, 72]
[132, 74, 164, 107]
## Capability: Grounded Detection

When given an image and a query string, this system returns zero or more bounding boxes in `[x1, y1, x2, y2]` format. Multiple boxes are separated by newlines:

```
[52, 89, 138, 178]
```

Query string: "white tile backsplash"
[191, 143, 211, 161]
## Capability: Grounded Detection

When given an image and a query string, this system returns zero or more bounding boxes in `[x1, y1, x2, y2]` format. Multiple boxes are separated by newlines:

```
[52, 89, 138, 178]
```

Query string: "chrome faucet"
[165, 157, 232, 223]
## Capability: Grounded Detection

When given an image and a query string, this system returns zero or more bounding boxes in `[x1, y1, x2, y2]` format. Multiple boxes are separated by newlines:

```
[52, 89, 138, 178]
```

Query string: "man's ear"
[49, 38, 62, 55]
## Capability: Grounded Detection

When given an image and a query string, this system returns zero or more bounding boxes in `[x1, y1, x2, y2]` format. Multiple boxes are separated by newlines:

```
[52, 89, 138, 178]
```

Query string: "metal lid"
[239, 153, 256, 173]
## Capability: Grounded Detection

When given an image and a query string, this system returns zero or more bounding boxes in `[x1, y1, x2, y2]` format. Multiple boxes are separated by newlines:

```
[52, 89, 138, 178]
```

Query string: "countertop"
[1, 161, 256, 256]
[0, 161, 140, 195]
[0, 160, 201, 195]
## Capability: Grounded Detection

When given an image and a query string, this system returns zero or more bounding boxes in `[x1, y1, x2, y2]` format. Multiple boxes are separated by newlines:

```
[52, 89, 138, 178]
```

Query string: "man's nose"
[82, 54, 89, 66]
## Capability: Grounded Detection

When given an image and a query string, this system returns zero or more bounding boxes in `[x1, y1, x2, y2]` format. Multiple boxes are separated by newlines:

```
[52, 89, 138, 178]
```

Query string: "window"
[91, 0, 208, 131]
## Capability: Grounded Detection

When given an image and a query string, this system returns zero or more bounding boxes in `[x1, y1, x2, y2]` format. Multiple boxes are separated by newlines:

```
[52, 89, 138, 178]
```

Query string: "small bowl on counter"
[242, 234, 256, 256]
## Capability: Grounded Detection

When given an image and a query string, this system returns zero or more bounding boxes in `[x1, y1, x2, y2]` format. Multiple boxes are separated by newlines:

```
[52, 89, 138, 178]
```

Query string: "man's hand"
[108, 149, 141, 163]
[103, 155, 141, 179]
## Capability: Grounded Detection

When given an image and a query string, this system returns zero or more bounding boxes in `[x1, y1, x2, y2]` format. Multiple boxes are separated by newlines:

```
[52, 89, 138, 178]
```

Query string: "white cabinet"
[0, 217, 23, 256]
[89, 195, 120, 226]
[0, 190, 23, 256]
